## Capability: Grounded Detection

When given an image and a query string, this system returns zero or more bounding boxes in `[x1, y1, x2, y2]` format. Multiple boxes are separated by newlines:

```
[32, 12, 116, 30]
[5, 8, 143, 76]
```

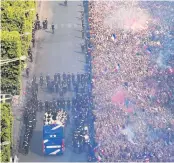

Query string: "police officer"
[72, 73, 75, 85]
[64, 0, 67, 6]
[66, 99, 71, 110]
[42, 20, 45, 29]
[35, 82, 39, 94]
[45, 18, 48, 29]
[29, 52, 33, 62]
[59, 86, 64, 97]
[26, 68, 29, 78]
[81, 42, 85, 51]
[36, 13, 39, 20]
[31, 38, 35, 47]
[62, 72, 66, 81]
[54, 73, 58, 82]
[40, 74, 44, 86]
[51, 23, 55, 34]
[45, 100, 49, 110]
[36, 20, 40, 30]
[55, 82, 59, 93]
[77, 73, 81, 83]
[57, 73, 61, 83]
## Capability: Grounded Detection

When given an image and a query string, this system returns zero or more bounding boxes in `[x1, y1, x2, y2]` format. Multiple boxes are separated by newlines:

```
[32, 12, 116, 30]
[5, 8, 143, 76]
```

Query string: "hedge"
[1, 31, 22, 95]
[1, 0, 36, 56]
[0, 103, 13, 162]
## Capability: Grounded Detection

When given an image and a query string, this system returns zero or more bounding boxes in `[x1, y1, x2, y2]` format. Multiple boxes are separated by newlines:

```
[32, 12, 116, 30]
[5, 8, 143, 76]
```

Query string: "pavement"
[13, 1, 88, 162]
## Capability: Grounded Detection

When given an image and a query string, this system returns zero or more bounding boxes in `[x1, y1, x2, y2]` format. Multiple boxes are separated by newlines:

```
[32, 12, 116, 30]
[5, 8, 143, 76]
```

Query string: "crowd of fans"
[88, 1, 174, 162]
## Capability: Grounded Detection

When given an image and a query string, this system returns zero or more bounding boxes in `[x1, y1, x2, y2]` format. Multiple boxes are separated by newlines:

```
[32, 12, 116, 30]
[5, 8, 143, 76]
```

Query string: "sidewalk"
[11, 1, 49, 158]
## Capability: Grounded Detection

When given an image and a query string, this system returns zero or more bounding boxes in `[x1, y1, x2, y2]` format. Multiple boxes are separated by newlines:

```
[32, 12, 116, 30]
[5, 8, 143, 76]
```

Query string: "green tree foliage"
[1, 0, 36, 56]
[1, 31, 22, 95]
[0, 1, 37, 161]
[0, 103, 13, 162]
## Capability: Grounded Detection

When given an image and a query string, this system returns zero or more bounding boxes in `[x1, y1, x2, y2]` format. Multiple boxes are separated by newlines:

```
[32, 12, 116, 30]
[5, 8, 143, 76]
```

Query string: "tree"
[0, 103, 13, 162]
[1, 31, 22, 95]
[1, 0, 36, 56]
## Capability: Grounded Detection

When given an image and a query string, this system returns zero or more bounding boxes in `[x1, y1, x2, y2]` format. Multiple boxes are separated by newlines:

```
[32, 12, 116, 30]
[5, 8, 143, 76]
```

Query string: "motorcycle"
[73, 135, 83, 154]
[22, 142, 30, 155]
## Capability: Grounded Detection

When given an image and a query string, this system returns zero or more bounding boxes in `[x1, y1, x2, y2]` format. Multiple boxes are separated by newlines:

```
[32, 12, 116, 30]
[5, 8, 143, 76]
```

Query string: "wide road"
[19, 1, 87, 162]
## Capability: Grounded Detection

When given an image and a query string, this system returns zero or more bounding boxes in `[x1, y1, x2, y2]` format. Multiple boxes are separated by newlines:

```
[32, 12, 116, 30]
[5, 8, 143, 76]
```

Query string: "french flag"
[111, 34, 116, 42]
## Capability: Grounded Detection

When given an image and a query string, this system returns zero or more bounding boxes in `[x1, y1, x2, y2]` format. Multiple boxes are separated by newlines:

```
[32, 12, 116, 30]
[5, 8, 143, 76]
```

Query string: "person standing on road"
[31, 38, 35, 47]
[42, 20, 45, 29]
[64, 0, 67, 6]
[26, 67, 29, 78]
[36, 13, 39, 20]
[45, 18, 48, 29]
[51, 23, 55, 34]
[29, 52, 33, 62]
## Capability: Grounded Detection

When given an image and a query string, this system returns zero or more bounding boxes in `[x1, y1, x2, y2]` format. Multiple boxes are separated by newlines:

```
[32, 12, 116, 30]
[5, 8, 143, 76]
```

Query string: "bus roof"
[43, 124, 63, 134]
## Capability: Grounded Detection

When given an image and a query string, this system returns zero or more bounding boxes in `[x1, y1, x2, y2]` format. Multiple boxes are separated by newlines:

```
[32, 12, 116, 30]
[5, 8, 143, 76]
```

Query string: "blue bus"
[43, 124, 65, 155]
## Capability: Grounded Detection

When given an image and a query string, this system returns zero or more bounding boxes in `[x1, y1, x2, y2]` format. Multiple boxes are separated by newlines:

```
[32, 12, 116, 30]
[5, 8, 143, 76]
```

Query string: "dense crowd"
[88, 1, 174, 162]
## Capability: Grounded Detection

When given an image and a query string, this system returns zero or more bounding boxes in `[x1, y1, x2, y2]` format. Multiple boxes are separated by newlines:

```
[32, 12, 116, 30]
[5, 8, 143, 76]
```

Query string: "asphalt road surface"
[19, 1, 87, 162]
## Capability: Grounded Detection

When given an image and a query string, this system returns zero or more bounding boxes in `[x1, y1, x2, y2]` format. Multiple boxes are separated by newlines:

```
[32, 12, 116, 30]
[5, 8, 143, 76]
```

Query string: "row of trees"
[1, 0, 36, 162]
[0, 104, 13, 162]
[1, 0, 36, 95]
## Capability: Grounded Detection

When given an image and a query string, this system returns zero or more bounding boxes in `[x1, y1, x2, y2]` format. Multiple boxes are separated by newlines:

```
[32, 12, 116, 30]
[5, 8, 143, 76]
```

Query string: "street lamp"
[0, 55, 27, 66]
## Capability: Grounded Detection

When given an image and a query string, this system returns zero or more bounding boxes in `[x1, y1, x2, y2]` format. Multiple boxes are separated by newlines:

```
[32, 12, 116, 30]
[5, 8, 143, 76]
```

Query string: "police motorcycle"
[23, 107, 36, 125]
[22, 140, 30, 155]
[27, 113, 36, 129]
[82, 125, 91, 152]
[72, 130, 84, 154]
[22, 118, 34, 155]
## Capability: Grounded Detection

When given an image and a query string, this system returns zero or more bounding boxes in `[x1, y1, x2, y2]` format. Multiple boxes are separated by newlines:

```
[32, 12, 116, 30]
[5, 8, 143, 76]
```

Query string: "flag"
[111, 34, 116, 41]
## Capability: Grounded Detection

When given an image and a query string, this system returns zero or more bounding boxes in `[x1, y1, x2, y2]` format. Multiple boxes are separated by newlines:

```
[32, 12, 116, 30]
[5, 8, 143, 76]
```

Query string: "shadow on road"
[59, 3, 66, 6]
[30, 130, 43, 157]
[74, 36, 82, 39]
[45, 30, 53, 34]
[74, 51, 83, 54]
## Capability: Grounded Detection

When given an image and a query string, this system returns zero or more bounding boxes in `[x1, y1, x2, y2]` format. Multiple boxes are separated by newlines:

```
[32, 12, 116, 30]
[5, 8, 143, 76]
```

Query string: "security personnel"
[26, 68, 29, 77]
